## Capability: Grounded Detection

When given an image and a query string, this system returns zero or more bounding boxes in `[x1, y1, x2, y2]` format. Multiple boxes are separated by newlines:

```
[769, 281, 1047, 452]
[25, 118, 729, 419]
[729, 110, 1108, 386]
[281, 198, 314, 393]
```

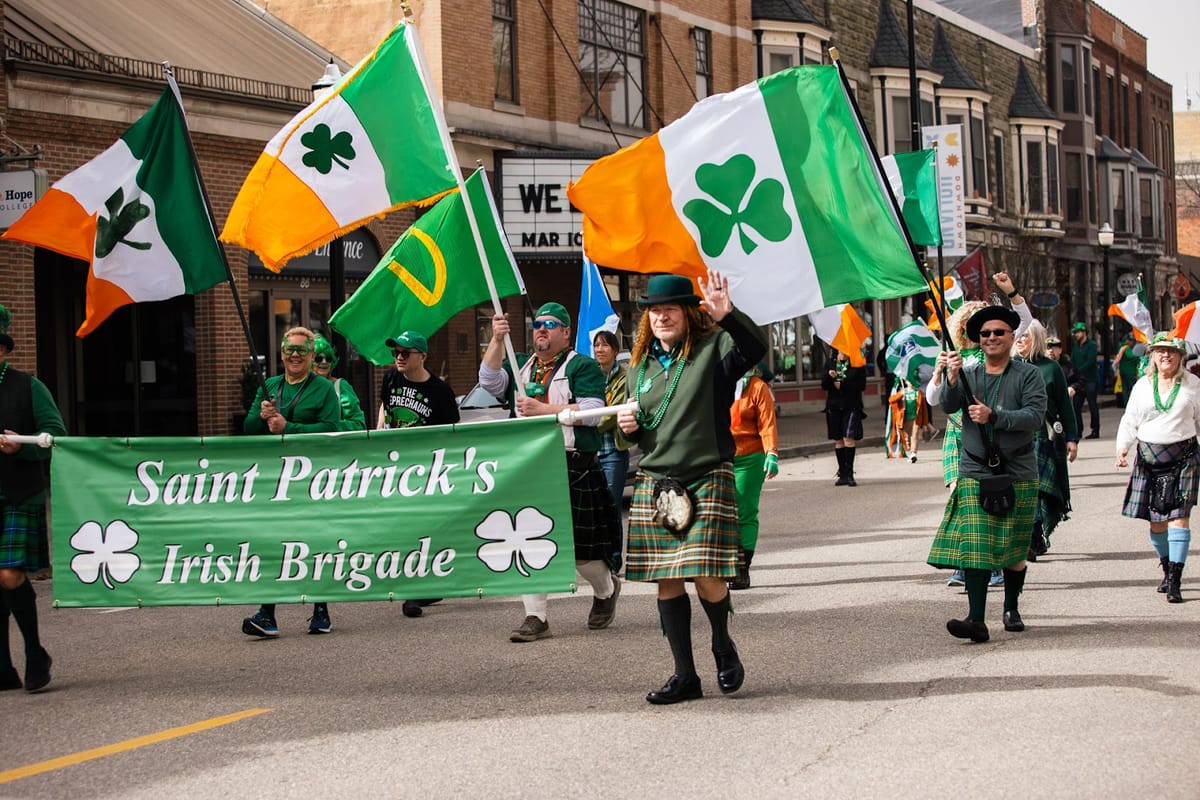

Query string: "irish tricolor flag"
[1107, 281, 1153, 343]
[221, 22, 457, 271]
[1173, 301, 1200, 344]
[808, 304, 871, 367]
[566, 65, 925, 325]
[3, 87, 225, 336]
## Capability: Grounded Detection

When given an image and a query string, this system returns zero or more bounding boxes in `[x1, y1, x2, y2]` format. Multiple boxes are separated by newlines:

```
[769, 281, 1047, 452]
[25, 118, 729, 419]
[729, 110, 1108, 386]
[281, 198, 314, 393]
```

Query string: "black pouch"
[1147, 462, 1185, 515]
[978, 473, 1016, 516]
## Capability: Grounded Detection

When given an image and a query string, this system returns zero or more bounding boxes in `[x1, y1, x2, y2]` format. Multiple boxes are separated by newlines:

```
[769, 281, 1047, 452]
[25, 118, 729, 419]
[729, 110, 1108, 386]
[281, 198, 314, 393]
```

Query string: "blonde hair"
[629, 305, 713, 364]
[945, 301, 988, 350]
[282, 326, 316, 347]
[1016, 319, 1048, 361]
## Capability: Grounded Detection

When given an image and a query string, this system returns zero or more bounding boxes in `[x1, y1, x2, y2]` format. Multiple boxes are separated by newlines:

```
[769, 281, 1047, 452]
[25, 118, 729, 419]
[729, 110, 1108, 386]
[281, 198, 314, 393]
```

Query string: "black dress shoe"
[646, 673, 703, 705]
[1085, 432, 1100, 439]
[1003, 609, 1025, 632]
[946, 618, 990, 642]
[714, 644, 745, 694]
[24, 647, 51, 693]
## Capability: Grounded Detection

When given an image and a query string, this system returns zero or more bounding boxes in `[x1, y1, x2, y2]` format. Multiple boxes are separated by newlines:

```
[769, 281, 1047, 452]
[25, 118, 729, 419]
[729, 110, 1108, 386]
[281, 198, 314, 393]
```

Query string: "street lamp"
[1098, 222, 1114, 393]
[312, 60, 347, 374]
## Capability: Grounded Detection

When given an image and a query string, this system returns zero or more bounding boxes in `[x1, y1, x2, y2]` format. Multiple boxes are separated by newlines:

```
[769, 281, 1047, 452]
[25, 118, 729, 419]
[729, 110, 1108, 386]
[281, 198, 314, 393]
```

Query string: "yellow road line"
[0, 708, 272, 784]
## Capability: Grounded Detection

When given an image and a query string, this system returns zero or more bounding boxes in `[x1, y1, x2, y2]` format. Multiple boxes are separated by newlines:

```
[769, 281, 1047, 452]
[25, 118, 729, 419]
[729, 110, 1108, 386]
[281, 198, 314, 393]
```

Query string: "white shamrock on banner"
[70, 520, 141, 589]
[475, 507, 558, 576]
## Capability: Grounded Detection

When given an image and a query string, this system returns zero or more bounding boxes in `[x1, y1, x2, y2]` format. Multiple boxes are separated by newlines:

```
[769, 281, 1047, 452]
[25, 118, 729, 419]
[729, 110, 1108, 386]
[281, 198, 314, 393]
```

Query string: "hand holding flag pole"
[829, 47, 953, 350]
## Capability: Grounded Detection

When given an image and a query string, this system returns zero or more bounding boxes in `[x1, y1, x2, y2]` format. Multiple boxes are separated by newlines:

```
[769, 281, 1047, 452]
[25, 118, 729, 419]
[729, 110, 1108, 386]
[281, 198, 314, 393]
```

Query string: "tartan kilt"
[568, 460, 622, 564]
[625, 463, 740, 582]
[928, 478, 1037, 570]
[0, 499, 50, 571]
[942, 410, 963, 487]
[1034, 433, 1071, 536]
[1122, 439, 1200, 523]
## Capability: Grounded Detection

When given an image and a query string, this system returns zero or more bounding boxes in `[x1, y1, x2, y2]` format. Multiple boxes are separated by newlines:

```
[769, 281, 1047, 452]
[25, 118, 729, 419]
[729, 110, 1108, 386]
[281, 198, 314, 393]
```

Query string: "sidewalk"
[776, 396, 1125, 459]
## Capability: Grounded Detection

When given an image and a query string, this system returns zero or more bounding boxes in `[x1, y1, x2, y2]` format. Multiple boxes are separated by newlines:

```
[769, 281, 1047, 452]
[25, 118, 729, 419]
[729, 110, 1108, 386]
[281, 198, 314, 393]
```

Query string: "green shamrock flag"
[330, 169, 525, 366]
[568, 65, 928, 325]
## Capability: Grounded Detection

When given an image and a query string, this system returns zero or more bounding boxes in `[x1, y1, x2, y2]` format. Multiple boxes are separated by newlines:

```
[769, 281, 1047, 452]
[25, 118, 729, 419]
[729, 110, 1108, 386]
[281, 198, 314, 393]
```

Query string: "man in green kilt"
[928, 306, 1046, 642]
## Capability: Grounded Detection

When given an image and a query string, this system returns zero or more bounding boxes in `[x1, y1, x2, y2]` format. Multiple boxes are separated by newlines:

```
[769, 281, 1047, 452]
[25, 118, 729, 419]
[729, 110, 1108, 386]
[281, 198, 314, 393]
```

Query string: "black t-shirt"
[379, 368, 460, 428]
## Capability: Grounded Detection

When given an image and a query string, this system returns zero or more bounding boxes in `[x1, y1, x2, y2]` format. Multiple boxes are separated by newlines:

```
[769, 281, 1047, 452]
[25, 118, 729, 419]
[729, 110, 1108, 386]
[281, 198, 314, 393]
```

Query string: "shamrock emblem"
[682, 154, 793, 257]
[475, 507, 558, 577]
[95, 188, 152, 258]
[69, 520, 141, 590]
[300, 123, 356, 174]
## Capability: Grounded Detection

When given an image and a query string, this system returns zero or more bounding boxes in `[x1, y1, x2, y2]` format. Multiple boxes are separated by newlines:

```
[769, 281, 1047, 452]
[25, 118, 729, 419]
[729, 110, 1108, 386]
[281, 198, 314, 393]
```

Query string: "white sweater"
[1115, 370, 1200, 452]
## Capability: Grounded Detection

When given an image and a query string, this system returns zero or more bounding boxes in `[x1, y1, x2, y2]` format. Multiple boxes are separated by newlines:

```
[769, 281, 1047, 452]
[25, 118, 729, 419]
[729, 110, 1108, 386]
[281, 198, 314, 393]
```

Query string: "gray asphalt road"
[2, 424, 1198, 799]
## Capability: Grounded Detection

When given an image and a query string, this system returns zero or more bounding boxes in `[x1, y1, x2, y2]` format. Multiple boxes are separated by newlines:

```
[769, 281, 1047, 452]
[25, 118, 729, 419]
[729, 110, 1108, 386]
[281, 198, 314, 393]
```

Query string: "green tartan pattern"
[928, 478, 1037, 570]
[625, 463, 739, 581]
[0, 500, 49, 571]
[941, 410, 962, 487]
[1034, 433, 1070, 536]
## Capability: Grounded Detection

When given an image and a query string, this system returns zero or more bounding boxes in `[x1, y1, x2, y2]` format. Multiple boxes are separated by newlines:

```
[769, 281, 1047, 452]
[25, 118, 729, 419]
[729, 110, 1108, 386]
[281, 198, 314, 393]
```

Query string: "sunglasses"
[393, 349, 421, 359]
[532, 319, 564, 331]
[977, 328, 1011, 339]
[281, 344, 311, 356]
[313, 356, 333, 365]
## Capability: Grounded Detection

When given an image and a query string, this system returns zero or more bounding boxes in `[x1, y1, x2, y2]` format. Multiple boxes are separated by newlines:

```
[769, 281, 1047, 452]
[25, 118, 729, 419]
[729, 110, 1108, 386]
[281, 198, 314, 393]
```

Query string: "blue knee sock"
[1168, 528, 1191, 564]
[1150, 531, 1169, 559]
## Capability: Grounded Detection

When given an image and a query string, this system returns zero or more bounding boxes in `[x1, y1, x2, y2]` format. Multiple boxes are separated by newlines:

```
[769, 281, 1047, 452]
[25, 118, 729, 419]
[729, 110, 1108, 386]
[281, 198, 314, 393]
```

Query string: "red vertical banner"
[952, 247, 987, 300]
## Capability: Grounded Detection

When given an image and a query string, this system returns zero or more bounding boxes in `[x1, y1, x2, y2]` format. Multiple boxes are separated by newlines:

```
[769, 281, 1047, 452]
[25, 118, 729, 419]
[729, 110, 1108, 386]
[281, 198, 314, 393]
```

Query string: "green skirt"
[928, 478, 1037, 570]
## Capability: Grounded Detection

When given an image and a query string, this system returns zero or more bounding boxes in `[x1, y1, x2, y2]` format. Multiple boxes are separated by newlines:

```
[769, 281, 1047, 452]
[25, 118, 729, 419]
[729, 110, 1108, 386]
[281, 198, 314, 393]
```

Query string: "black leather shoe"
[1003, 609, 1025, 632]
[1085, 432, 1100, 439]
[646, 673, 703, 705]
[714, 644, 745, 694]
[946, 618, 990, 642]
[24, 647, 51, 693]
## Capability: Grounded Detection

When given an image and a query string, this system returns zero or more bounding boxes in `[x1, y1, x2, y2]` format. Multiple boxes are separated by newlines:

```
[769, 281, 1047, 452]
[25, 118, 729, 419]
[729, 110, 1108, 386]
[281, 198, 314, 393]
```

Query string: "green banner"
[50, 417, 577, 607]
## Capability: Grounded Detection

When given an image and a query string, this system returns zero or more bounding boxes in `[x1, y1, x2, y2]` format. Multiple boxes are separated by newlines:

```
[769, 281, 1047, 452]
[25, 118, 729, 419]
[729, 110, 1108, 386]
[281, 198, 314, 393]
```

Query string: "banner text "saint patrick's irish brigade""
[50, 417, 577, 607]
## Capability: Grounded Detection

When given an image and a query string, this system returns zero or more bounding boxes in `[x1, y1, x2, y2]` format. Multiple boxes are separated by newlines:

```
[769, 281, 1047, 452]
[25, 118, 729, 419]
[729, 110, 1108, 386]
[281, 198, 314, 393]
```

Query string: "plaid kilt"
[928, 478, 1037, 570]
[0, 499, 50, 571]
[1122, 439, 1200, 523]
[1034, 433, 1071, 536]
[942, 410, 963, 487]
[625, 463, 739, 582]
[568, 459, 622, 564]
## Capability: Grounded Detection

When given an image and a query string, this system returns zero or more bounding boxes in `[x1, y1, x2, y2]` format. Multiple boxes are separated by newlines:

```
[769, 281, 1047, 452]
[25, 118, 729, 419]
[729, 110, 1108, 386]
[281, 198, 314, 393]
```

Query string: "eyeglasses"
[393, 349, 421, 359]
[313, 356, 333, 365]
[978, 328, 1011, 339]
[532, 319, 564, 331]
[281, 344, 311, 356]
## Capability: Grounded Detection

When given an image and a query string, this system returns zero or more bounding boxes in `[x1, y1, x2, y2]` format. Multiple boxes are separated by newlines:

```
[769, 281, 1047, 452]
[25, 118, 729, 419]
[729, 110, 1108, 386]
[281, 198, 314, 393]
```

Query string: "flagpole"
[829, 48, 952, 348]
[162, 64, 267, 393]
[404, 16, 523, 376]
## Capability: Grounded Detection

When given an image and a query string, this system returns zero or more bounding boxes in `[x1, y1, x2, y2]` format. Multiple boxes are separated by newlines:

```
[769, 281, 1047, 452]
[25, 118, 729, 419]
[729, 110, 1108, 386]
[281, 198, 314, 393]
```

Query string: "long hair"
[1016, 319, 1048, 362]
[629, 304, 713, 364]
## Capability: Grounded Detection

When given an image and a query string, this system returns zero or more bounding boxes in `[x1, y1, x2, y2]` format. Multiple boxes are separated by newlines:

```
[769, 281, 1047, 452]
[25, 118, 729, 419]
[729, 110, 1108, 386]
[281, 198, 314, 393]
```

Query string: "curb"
[779, 436, 886, 460]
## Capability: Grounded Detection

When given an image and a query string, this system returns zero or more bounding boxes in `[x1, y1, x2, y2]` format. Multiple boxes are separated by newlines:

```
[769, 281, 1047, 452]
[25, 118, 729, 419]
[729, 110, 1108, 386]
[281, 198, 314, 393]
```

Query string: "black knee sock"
[260, 603, 277, 618]
[3, 580, 41, 656]
[0, 593, 12, 671]
[963, 568, 990, 622]
[834, 447, 846, 475]
[313, 603, 327, 614]
[657, 595, 696, 678]
[699, 593, 734, 654]
[1003, 567, 1027, 612]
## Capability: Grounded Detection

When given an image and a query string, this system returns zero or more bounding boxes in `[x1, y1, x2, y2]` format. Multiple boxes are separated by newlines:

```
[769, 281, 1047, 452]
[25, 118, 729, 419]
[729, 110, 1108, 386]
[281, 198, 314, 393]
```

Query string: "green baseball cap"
[535, 302, 571, 326]
[386, 331, 428, 353]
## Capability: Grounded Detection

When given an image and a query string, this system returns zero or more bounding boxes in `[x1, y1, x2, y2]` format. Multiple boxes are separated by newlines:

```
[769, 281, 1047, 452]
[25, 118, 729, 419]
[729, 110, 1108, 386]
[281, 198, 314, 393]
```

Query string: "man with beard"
[480, 302, 621, 642]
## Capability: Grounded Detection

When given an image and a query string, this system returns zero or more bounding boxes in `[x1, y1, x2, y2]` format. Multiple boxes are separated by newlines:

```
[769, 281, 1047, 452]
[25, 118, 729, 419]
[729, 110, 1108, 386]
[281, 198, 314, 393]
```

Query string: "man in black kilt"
[480, 302, 622, 642]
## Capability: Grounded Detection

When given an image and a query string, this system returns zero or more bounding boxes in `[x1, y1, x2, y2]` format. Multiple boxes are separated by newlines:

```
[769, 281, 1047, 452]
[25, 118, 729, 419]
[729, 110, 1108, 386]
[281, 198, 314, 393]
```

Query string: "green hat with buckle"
[1147, 332, 1186, 353]
[386, 331, 428, 353]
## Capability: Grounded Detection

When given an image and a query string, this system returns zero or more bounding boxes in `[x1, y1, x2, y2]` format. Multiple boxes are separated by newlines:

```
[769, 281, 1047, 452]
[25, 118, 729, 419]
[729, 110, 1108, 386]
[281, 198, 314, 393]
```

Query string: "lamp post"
[1098, 222, 1114, 393]
[312, 59, 347, 374]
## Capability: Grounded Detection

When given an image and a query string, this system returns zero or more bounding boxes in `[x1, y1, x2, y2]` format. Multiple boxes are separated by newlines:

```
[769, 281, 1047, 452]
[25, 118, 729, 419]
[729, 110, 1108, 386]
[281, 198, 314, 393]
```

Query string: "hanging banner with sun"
[920, 124, 967, 257]
[49, 417, 577, 607]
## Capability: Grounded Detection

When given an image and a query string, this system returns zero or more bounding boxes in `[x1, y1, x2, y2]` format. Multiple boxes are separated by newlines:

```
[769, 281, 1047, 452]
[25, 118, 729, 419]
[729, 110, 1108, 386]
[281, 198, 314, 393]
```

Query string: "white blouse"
[1115, 369, 1200, 452]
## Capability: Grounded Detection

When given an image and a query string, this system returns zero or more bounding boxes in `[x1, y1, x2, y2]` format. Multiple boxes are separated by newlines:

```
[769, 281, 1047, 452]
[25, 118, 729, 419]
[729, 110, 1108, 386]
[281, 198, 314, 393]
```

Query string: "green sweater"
[940, 359, 1047, 480]
[1027, 355, 1078, 442]
[1072, 338, 1098, 382]
[627, 308, 767, 483]
[243, 374, 340, 435]
[0, 371, 67, 504]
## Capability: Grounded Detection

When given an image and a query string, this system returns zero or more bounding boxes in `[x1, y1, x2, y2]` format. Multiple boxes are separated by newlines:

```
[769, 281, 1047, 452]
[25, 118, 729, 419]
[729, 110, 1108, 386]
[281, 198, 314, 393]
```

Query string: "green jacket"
[243, 374, 340, 435]
[1026, 355, 1078, 442]
[1072, 338, 1098, 382]
[627, 308, 767, 483]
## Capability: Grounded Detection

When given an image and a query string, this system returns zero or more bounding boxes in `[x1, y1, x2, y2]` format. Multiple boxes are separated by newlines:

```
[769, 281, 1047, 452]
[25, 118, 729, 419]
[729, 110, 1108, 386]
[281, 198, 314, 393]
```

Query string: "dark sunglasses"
[393, 349, 421, 359]
[313, 356, 333, 364]
[978, 328, 1011, 339]
[532, 319, 564, 331]
[281, 344, 311, 356]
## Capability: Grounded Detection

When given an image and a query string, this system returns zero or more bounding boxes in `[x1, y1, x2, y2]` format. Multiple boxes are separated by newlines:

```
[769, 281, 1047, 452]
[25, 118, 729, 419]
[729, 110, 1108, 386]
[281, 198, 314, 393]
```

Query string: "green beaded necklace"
[1153, 374, 1182, 412]
[632, 355, 687, 430]
[0, 361, 7, 386]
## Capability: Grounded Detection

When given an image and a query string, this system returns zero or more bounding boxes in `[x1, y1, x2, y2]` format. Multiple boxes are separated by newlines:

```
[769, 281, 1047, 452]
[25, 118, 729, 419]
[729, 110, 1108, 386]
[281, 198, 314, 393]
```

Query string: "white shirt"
[1115, 369, 1200, 452]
